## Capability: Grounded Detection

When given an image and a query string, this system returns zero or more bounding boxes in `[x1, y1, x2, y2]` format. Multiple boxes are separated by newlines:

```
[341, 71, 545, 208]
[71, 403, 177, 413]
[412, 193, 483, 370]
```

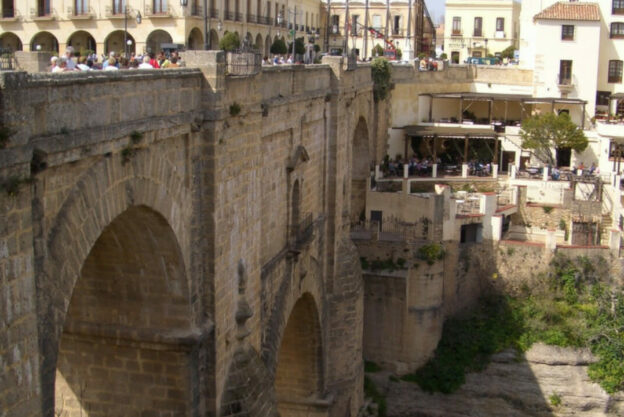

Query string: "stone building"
[0, 53, 385, 417]
[323, 0, 435, 60]
[0, 0, 322, 58]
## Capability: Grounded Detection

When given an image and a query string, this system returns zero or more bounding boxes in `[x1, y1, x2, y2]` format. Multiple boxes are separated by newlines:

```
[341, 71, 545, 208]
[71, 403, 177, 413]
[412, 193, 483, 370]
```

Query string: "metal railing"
[209, 8, 218, 18]
[258, 15, 272, 25]
[351, 217, 430, 242]
[0, 49, 15, 71]
[234, 11, 243, 21]
[191, 4, 202, 16]
[66, 6, 94, 17]
[247, 13, 257, 23]
[225, 10, 235, 20]
[145, 4, 173, 16]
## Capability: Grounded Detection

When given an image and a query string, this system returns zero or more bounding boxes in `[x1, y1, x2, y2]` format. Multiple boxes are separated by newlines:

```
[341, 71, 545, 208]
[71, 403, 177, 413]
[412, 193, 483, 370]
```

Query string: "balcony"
[105, 6, 125, 18]
[1, 7, 15, 20]
[209, 8, 218, 18]
[31, 7, 55, 20]
[289, 213, 314, 251]
[145, 4, 173, 17]
[392, 28, 405, 37]
[557, 73, 575, 93]
[247, 13, 257, 23]
[473, 30, 482, 37]
[66, 6, 94, 19]
[190, 4, 202, 16]
[494, 31, 506, 39]
[234, 11, 243, 21]
[257, 15, 272, 25]
[451, 30, 462, 37]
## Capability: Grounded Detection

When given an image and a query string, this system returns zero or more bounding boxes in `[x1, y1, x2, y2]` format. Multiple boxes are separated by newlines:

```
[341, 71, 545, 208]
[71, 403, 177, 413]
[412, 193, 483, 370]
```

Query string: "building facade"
[444, 0, 521, 64]
[323, 0, 435, 60]
[0, 0, 322, 58]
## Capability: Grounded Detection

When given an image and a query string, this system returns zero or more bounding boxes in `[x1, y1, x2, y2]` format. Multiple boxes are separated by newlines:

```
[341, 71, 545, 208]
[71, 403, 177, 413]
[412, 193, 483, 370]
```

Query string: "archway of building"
[265, 34, 271, 56]
[0, 32, 22, 51]
[146, 29, 173, 53]
[351, 117, 370, 224]
[274, 293, 323, 414]
[54, 205, 194, 417]
[244, 32, 253, 47]
[255, 33, 263, 53]
[30, 31, 58, 53]
[67, 30, 97, 55]
[104, 30, 135, 55]
[188, 27, 203, 50]
[209, 29, 219, 49]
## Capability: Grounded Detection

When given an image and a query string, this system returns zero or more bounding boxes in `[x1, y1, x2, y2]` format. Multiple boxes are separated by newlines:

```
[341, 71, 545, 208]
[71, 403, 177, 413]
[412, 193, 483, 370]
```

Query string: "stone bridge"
[0, 53, 386, 417]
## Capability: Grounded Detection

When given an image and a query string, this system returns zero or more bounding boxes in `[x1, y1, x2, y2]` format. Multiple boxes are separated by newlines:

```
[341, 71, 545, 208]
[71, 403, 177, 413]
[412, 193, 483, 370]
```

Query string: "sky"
[425, 0, 446, 24]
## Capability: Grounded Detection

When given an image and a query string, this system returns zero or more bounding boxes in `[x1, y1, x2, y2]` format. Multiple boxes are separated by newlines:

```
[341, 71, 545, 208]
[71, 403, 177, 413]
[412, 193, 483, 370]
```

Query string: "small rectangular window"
[611, 22, 624, 38]
[596, 91, 611, 106]
[562, 25, 574, 40]
[496, 17, 504, 32]
[614, 0, 624, 15]
[473, 17, 482, 37]
[609, 60, 623, 83]
[452, 17, 461, 35]
[559, 60, 572, 84]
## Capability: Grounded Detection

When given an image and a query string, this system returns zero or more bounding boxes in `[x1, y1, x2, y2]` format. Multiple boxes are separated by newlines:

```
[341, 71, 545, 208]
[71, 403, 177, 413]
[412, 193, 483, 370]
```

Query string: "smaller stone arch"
[265, 34, 271, 56]
[67, 30, 97, 55]
[255, 33, 263, 52]
[209, 30, 219, 49]
[146, 29, 173, 53]
[274, 293, 323, 414]
[188, 27, 204, 50]
[30, 31, 58, 53]
[351, 116, 371, 224]
[0, 32, 22, 51]
[104, 30, 135, 55]
[245, 32, 253, 47]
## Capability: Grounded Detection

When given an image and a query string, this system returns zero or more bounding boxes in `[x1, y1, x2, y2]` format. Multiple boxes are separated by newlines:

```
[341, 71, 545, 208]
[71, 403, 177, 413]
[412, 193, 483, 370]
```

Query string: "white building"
[444, 0, 521, 64]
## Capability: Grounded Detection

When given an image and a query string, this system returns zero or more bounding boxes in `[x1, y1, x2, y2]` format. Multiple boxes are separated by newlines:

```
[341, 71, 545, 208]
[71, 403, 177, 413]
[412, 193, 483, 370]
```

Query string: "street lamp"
[124, 7, 142, 58]
[278, 7, 301, 62]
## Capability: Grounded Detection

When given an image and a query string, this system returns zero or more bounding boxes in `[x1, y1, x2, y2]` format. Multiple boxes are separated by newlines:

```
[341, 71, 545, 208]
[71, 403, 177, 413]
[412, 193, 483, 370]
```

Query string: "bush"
[440, 53, 448, 60]
[371, 58, 392, 102]
[287, 37, 305, 55]
[417, 243, 445, 265]
[372, 44, 384, 57]
[270, 38, 287, 55]
[219, 32, 240, 52]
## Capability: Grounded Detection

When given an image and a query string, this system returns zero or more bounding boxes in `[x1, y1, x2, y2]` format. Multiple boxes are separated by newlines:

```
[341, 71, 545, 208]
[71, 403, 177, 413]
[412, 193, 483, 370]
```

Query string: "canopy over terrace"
[421, 92, 588, 130]
[405, 125, 501, 166]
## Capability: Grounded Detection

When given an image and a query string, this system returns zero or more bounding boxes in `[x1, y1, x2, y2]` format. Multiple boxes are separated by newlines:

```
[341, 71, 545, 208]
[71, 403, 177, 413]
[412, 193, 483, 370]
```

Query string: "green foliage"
[542, 206, 553, 214]
[313, 44, 320, 53]
[520, 112, 588, 166]
[395, 48, 402, 60]
[270, 38, 288, 55]
[406, 255, 624, 395]
[372, 44, 384, 57]
[360, 257, 370, 270]
[417, 243, 445, 265]
[364, 376, 387, 417]
[371, 58, 392, 102]
[364, 257, 407, 272]
[288, 37, 305, 55]
[365, 361, 381, 373]
[219, 32, 241, 52]
[501, 45, 515, 60]
[549, 393, 562, 407]
[130, 130, 143, 144]
[229, 102, 241, 116]
[559, 219, 567, 231]
[121, 146, 136, 165]
[440, 53, 448, 60]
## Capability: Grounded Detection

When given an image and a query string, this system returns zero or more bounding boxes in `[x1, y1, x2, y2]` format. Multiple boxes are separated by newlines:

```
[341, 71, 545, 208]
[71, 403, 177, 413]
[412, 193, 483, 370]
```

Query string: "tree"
[520, 112, 588, 166]
[287, 37, 305, 55]
[270, 38, 287, 55]
[219, 32, 240, 52]
[371, 57, 392, 102]
[372, 44, 384, 57]
[501, 45, 515, 60]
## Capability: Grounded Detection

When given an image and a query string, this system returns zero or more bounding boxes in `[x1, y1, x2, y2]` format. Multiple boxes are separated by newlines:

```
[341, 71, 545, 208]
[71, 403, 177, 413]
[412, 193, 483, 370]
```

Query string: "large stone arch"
[255, 33, 263, 53]
[351, 116, 371, 224]
[274, 293, 324, 415]
[38, 149, 196, 416]
[55, 205, 193, 417]
[265, 34, 271, 57]
[188, 27, 204, 50]
[105, 30, 135, 55]
[30, 31, 58, 53]
[146, 29, 173, 53]
[209, 30, 219, 50]
[67, 30, 96, 55]
[0, 32, 22, 51]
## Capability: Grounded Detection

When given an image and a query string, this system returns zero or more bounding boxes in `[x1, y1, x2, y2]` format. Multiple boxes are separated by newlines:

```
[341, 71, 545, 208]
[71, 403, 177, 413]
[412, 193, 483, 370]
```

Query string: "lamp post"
[278, 7, 300, 62]
[124, 7, 142, 58]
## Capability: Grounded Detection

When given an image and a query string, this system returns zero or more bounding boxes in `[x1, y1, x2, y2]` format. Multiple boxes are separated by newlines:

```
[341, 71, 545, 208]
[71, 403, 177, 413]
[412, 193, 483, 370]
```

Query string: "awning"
[405, 125, 499, 139]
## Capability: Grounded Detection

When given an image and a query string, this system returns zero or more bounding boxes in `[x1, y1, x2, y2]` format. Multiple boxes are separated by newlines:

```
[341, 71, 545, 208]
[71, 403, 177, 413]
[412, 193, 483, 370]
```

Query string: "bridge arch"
[274, 293, 323, 414]
[38, 150, 196, 416]
[351, 116, 370, 224]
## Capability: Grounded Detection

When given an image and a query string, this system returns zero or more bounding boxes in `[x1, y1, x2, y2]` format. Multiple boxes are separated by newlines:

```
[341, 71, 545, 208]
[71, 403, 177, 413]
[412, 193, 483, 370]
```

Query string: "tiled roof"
[534, 2, 600, 22]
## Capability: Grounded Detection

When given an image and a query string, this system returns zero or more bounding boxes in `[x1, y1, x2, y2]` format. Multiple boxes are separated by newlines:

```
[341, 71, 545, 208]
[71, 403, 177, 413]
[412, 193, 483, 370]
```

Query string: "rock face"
[369, 344, 624, 417]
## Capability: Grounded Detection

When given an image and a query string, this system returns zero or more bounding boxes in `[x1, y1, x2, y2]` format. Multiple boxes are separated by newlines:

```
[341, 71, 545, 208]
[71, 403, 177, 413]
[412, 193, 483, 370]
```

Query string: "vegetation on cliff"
[404, 254, 624, 394]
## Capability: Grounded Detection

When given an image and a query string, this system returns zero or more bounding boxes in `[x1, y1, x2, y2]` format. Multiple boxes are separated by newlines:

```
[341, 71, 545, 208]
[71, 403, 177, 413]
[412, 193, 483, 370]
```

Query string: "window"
[609, 60, 623, 83]
[352, 15, 360, 35]
[562, 25, 574, 40]
[496, 17, 505, 32]
[153, 0, 167, 14]
[473, 17, 482, 37]
[331, 14, 340, 34]
[393, 15, 400, 35]
[611, 22, 624, 38]
[452, 17, 461, 36]
[614, 0, 624, 14]
[2, 0, 15, 18]
[559, 60, 572, 84]
[38, 0, 51, 16]
[596, 91, 611, 106]
[372, 14, 381, 30]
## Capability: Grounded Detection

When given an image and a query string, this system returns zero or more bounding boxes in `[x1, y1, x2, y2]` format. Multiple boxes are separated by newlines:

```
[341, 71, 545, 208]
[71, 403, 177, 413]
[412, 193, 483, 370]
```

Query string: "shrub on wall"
[219, 32, 241, 52]
[371, 58, 392, 102]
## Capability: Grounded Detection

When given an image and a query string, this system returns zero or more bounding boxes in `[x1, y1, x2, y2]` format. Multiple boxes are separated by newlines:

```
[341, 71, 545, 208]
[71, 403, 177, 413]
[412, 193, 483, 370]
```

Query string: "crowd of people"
[49, 47, 184, 72]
